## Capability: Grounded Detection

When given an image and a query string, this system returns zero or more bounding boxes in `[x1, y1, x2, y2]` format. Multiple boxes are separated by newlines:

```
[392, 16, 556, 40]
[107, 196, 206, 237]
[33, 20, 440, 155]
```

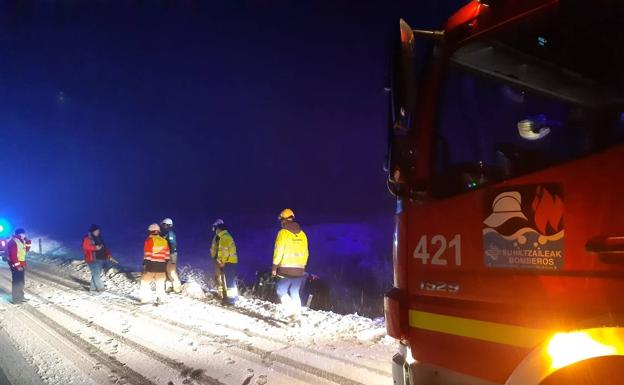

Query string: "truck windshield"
[432, 1, 624, 197]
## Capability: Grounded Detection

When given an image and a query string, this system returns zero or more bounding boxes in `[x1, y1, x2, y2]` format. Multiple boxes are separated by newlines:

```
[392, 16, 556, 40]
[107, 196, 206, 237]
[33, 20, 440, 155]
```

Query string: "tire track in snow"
[0, 269, 228, 385]
[19, 268, 339, 385]
[28, 293, 226, 385]
[26, 266, 377, 385]
[20, 304, 158, 385]
[30, 262, 391, 379]
[0, 321, 47, 385]
[0, 283, 155, 385]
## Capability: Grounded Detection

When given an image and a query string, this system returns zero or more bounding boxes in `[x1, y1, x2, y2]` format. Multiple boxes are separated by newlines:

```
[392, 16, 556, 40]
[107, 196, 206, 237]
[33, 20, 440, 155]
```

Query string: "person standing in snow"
[210, 219, 238, 305]
[160, 218, 181, 294]
[140, 223, 170, 305]
[272, 209, 309, 322]
[6, 228, 31, 304]
[82, 224, 115, 292]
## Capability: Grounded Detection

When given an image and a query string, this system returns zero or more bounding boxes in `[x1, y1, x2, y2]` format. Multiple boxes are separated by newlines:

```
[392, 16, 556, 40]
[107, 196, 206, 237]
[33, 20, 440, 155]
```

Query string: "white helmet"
[148, 223, 160, 232]
[212, 219, 225, 232]
[161, 218, 173, 226]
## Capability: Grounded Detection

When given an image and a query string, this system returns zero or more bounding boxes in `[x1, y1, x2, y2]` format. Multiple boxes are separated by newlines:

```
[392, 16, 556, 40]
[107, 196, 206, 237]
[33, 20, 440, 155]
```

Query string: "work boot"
[221, 297, 237, 307]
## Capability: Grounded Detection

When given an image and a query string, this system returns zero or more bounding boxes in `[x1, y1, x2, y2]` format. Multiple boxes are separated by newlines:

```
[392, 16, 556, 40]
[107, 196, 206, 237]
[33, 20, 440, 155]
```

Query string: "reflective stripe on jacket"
[144, 234, 170, 262]
[7, 236, 29, 268]
[210, 230, 238, 264]
[273, 227, 309, 270]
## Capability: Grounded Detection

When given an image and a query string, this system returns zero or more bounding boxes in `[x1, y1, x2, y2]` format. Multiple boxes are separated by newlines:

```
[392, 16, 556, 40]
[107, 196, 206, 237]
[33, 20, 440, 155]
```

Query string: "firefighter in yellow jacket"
[272, 209, 309, 321]
[140, 223, 170, 305]
[210, 219, 238, 305]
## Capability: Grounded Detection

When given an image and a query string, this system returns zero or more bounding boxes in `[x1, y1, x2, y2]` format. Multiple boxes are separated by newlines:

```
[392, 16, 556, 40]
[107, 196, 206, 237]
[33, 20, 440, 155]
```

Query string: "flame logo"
[531, 186, 564, 235]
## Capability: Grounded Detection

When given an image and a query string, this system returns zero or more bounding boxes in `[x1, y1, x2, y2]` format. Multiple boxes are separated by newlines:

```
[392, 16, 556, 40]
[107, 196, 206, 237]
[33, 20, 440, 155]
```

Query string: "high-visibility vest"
[210, 230, 238, 264]
[15, 238, 26, 262]
[144, 234, 170, 262]
[273, 229, 309, 268]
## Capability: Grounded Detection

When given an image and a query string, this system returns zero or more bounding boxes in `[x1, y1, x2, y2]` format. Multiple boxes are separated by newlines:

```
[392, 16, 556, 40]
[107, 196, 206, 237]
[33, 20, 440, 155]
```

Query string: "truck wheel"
[539, 356, 624, 385]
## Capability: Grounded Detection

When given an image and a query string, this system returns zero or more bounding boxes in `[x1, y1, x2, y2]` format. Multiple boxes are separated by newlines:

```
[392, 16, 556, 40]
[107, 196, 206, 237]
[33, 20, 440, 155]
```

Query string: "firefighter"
[140, 223, 170, 305]
[210, 219, 238, 305]
[272, 209, 309, 322]
[160, 218, 181, 294]
[82, 224, 115, 292]
[6, 228, 31, 304]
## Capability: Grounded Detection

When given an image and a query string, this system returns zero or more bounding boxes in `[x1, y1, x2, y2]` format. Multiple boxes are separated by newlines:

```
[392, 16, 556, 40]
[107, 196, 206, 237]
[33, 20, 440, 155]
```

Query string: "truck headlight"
[547, 332, 616, 369]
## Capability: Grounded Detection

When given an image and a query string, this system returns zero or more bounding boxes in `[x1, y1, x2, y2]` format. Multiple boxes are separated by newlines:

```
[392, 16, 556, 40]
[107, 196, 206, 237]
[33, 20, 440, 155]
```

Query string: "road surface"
[0, 260, 393, 385]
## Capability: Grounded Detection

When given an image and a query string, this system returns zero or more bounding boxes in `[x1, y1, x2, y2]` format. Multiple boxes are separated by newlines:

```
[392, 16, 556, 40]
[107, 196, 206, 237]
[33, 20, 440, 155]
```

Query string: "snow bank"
[180, 281, 205, 299]
[27, 233, 70, 256]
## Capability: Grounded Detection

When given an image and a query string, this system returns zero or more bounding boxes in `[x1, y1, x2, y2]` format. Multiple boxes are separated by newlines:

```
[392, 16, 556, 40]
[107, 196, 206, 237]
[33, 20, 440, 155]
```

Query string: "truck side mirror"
[392, 19, 416, 134]
[387, 19, 417, 196]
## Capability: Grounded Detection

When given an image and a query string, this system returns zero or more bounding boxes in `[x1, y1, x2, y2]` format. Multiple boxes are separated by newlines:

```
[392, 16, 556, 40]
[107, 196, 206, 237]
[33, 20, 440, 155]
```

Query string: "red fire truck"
[384, 1, 624, 384]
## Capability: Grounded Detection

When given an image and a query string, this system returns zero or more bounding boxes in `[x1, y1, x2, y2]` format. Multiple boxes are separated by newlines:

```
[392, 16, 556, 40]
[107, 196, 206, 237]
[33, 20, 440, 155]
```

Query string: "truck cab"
[385, 1, 624, 384]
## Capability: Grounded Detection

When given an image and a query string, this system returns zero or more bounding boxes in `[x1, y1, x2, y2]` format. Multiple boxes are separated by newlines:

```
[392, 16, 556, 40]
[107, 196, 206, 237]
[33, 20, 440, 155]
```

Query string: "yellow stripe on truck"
[409, 310, 549, 348]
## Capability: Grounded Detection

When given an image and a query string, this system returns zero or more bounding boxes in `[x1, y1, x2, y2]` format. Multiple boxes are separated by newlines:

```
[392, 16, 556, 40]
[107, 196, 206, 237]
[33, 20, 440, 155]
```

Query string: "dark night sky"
[0, 1, 461, 245]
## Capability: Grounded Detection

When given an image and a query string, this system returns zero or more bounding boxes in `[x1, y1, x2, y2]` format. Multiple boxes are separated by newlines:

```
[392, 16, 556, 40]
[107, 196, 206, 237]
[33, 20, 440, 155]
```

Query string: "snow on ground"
[0, 252, 397, 385]
[32, 253, 396, 346]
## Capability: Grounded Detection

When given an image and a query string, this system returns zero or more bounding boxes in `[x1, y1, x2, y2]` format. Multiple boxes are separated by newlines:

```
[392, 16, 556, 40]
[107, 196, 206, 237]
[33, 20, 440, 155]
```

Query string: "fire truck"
[384, 1, 624, 384]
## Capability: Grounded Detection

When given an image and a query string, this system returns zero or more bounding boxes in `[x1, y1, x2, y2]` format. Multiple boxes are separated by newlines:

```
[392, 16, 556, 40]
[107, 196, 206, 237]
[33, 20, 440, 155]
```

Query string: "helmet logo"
[483, 184, 564, 270]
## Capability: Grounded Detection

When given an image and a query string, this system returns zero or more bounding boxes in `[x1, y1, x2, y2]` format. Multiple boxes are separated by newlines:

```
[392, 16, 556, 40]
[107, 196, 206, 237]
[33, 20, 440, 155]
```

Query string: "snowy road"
[0, 260, 394, 385]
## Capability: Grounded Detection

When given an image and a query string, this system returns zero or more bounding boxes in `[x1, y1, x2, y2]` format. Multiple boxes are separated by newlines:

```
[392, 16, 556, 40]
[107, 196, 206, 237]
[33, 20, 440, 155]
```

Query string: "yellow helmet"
[278, 208, 295, 221]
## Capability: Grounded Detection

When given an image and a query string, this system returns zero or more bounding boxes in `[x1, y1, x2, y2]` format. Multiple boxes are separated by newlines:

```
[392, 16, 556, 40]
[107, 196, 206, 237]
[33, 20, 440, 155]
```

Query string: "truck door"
[405, 3, 624, 383]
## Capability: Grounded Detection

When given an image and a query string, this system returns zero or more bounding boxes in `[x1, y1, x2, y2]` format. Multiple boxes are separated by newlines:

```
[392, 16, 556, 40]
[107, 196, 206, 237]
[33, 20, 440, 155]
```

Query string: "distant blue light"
[538, 36, 547, 47]
[0, 219, 11, 237]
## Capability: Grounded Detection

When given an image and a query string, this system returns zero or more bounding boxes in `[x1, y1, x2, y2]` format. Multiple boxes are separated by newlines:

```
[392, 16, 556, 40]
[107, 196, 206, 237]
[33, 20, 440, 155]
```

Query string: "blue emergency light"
[0, 219, 11, 237]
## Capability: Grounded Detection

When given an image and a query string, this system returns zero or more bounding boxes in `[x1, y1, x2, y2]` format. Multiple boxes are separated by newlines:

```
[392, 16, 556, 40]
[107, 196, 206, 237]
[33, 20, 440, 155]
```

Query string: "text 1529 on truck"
[384, 1, 624, 385]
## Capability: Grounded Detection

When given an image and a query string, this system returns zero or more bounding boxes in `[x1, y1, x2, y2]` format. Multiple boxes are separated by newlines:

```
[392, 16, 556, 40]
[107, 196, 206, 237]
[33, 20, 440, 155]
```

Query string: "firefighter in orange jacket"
[140, 223, 170, 305]
[6, 228, 31, 304]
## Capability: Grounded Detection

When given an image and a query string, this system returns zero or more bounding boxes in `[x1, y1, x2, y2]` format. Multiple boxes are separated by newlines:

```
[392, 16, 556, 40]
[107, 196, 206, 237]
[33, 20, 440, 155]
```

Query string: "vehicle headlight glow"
[547, 332, 617, 369]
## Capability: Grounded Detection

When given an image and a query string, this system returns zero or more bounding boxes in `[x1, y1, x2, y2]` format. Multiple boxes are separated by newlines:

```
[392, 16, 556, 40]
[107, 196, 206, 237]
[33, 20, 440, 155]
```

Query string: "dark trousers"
[221, 263, 239, 304]
[11, 268, 25, 303]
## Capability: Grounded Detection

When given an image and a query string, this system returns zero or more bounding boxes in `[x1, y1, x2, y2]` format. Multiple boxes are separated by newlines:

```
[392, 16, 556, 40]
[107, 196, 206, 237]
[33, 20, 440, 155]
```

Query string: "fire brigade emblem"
[483, 184, 564, 269]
